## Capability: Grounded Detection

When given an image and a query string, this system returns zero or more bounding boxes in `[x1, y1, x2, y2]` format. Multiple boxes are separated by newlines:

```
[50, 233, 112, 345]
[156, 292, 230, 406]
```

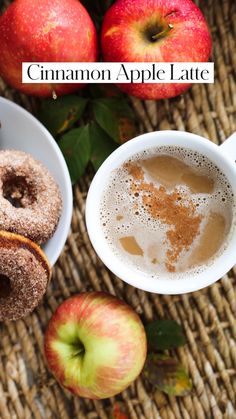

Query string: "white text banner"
[22, 62, 214, 84]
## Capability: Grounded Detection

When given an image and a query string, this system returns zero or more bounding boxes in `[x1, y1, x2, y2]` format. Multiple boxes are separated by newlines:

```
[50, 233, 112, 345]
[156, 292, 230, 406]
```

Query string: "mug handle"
[220, 132, 236, 162]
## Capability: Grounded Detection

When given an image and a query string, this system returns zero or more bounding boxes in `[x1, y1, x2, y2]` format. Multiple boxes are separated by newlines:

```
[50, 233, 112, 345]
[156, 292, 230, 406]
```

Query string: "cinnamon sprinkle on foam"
[126, 163, 202, 272]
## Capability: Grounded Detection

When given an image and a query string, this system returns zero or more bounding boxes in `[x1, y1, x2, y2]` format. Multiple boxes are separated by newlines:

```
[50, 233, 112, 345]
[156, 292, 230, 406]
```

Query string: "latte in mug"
[100, 146, 235, 279]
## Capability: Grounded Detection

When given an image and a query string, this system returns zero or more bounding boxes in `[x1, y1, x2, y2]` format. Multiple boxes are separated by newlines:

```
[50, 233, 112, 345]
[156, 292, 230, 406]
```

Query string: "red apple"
[0, 0, 98, 97]
[44, 292, 147, 399]
[101, 0, 212, 100]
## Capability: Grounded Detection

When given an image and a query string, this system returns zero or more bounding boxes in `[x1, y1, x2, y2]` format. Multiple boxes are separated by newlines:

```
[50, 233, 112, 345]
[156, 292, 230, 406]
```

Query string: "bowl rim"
[0, 96, 73, 266]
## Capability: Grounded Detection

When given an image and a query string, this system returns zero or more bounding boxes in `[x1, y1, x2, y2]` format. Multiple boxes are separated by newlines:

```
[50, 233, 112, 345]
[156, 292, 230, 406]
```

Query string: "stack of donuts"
[0, 150, 62, 321]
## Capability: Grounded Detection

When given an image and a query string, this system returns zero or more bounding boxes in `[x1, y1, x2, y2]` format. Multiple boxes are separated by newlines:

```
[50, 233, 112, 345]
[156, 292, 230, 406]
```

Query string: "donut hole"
[0, 274, 12, 298]
[2, 175, 36, 208]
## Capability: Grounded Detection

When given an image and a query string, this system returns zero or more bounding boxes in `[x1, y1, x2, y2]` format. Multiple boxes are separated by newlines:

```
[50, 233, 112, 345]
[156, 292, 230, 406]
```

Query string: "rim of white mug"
[0, 97, 73, 266]
[86, 130, 236, 294]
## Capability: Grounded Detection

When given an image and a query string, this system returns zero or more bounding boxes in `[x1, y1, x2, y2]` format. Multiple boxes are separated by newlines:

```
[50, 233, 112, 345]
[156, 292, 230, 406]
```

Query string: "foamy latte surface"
[100, 147, 235, 279]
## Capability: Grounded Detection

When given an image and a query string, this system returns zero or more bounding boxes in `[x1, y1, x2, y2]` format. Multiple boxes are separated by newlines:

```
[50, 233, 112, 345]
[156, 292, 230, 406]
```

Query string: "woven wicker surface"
[0, 0, 236, 418]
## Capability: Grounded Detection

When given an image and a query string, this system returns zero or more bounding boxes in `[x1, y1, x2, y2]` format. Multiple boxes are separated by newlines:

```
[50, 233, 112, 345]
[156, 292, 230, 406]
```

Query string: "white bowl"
[0, 97, 73, 266]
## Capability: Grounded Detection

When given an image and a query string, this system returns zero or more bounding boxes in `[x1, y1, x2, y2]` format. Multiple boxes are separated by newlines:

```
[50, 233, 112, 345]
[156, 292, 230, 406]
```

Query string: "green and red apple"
[44, 292, 147, 399]
[101, 0, 212, 100]
[0, 0, 98, 97]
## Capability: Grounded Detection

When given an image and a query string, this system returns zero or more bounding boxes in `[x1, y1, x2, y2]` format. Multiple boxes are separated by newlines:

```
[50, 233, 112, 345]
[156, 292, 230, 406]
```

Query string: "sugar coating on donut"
[0, 232, 51, 321]
[0, 150, 62, 244]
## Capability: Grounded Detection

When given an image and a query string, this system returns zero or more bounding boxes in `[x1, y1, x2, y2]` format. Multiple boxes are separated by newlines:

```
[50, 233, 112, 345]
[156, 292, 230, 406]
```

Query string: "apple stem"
[151, 24, 173, 41]
[72, 347, 85, 357]
[70, 343, 85, 358]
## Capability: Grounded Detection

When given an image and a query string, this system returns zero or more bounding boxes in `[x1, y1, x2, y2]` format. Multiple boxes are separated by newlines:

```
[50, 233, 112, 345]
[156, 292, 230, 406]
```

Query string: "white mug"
[86, 130, 236, 294]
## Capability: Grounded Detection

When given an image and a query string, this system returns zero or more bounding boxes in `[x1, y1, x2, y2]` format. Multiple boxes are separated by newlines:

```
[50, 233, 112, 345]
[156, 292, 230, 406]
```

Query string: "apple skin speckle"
[0, 0, 98, 97]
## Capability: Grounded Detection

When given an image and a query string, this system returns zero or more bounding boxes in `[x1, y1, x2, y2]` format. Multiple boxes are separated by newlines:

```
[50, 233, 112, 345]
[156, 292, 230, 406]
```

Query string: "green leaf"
[92, 98, 135, 143]
[89, 122, 117, 170]
[145, 320, 186, 351]
[38, 95, 88, 136]
[118, 116, 136, 144]
[144, 354, 192, 397]
[89, 84, 123, 99]
[59, 125, 91, 183]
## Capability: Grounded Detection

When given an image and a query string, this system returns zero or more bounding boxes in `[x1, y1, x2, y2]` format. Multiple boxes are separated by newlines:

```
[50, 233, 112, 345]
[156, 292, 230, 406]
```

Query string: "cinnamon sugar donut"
[0, 231, 51, 321]
[0, 150, 62, 244]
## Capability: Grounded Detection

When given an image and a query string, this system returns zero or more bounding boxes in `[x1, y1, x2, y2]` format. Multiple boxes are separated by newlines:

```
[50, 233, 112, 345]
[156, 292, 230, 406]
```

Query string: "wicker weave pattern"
[0, 0, 236, 418]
